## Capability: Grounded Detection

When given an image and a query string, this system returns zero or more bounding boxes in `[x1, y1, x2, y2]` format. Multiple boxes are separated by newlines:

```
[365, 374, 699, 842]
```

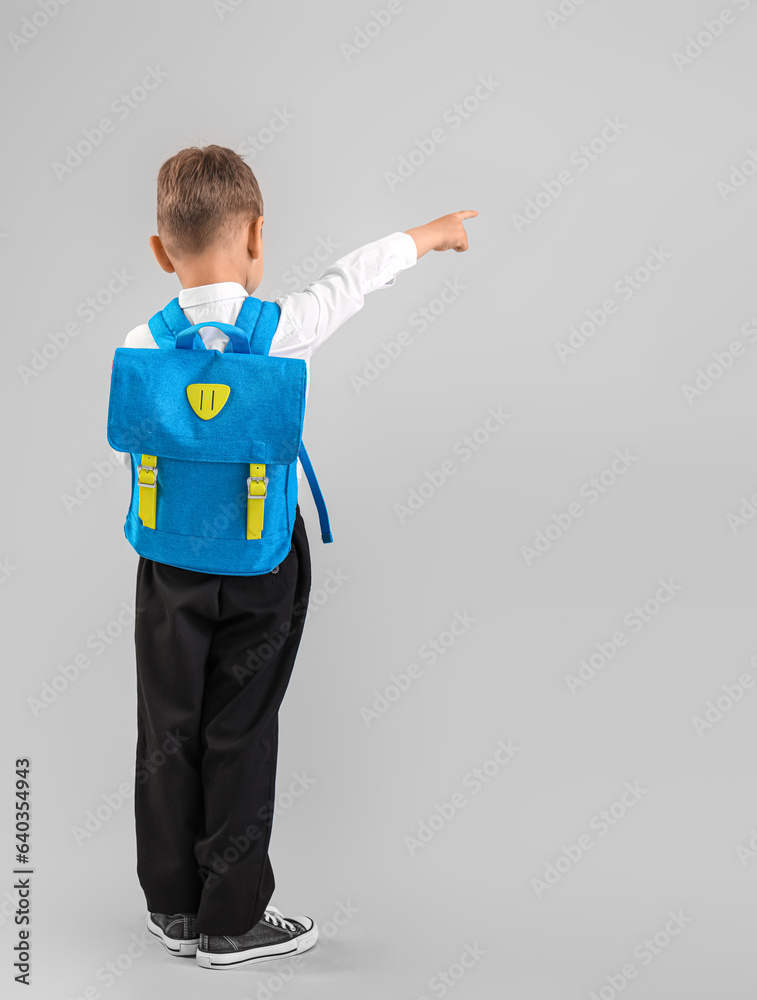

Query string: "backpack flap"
[107, 347, 307, 463]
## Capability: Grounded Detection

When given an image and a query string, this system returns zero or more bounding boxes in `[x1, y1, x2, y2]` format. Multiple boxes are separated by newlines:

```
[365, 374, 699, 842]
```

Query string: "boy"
[112, 144, 476, 971]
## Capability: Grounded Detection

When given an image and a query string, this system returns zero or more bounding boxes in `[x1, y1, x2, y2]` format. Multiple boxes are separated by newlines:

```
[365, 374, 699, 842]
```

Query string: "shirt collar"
[178, 281, 248, 307]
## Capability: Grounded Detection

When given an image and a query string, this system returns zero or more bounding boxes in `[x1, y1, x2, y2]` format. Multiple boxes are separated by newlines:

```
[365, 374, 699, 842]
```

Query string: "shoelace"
[263, 906, 297, 933]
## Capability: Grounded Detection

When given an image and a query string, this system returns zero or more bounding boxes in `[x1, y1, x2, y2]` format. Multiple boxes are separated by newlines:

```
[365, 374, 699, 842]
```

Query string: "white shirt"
[113, 230, 417, 477]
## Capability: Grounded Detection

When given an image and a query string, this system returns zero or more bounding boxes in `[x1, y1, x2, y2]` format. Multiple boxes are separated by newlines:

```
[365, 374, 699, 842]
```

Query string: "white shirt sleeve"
[270, 230, 417, 357]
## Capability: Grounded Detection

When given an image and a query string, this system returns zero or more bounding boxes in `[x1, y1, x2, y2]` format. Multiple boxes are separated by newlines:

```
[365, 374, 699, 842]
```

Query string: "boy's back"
[109, 142, 475, 971]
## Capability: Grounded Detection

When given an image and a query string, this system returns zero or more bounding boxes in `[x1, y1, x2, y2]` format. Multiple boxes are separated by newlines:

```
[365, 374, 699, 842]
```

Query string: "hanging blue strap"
[298, 442, 333, 543]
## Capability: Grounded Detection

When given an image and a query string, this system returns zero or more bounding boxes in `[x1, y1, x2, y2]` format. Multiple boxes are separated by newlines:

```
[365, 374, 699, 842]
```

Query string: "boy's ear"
[149, 235, 175, 274]
[247, 216, 264, 259]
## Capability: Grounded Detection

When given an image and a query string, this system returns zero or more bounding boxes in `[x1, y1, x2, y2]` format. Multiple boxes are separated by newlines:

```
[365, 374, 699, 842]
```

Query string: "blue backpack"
[106, 294, 332, 575]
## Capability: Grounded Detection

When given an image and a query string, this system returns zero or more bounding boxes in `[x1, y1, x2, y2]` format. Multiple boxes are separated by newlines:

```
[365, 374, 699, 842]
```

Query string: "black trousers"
[133, 505, 311, 936]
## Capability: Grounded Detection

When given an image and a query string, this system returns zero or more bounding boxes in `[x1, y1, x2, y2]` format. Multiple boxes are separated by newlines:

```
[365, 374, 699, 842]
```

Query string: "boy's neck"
[173, 256, 254, 294]
[180, 278, 248, 292]
[177, 269, 248, 292]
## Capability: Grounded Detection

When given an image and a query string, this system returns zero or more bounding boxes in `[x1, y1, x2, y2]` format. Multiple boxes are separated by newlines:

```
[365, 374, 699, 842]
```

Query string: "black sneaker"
[196, 905, 318, 970]
[146, 911, 200, 957]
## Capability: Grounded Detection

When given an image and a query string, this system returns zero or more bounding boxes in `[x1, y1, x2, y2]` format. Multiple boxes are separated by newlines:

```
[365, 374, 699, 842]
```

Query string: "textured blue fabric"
[147, 307, 177, 349]
[107, 294, 330, 575]
[247, 301, 281, 356]
[108, 348, 306, 463]
[163, 296, 191, 334]
[234, 294, 263, 342]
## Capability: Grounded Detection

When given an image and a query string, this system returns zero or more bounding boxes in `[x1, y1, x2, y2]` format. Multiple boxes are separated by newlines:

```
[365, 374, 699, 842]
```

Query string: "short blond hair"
[156, 144, 264, 257]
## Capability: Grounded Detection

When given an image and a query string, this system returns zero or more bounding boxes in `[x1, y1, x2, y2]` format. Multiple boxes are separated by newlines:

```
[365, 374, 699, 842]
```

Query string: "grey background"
[2, 0, 756, 996]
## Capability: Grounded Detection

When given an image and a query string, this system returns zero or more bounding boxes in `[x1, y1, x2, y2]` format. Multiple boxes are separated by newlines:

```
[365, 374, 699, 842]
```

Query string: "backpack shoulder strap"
[234, 296, 281, 355]
[147, 299, 183, 348]
[161, 297, 191, 333]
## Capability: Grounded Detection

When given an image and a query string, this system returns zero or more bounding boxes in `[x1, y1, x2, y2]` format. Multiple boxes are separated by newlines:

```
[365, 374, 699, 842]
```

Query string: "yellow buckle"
[137, 464, 157, 487]
[246, 475, 268, 499]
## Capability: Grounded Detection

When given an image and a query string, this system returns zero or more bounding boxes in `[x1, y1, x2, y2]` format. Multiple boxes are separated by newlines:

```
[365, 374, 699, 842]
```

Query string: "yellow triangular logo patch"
[186, 383, 231, 420]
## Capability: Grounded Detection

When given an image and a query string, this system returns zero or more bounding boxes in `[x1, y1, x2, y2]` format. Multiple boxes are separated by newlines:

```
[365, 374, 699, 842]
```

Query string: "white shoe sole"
[196, 919, 318, 970]
[146, 914, 200, 957]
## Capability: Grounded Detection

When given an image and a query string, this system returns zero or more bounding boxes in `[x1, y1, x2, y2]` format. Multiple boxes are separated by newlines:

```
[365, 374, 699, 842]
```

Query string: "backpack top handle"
[174, 322, 251, 354]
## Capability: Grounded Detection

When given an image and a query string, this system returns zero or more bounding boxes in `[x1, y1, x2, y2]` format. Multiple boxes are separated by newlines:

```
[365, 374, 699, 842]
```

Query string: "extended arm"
[271, 211, 477, 356]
